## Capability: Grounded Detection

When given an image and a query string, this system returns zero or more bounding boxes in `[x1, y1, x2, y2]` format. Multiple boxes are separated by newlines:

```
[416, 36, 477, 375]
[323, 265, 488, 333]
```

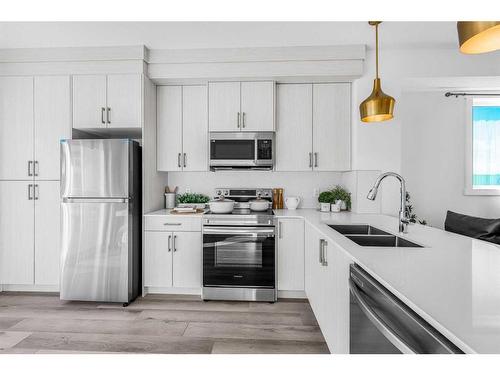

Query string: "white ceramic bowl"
[249, 199, 269, 212]
[208, 198, 235, 214]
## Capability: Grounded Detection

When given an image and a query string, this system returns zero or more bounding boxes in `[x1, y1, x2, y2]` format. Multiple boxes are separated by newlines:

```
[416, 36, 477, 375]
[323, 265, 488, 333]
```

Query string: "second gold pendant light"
[360, 21, 395, 123]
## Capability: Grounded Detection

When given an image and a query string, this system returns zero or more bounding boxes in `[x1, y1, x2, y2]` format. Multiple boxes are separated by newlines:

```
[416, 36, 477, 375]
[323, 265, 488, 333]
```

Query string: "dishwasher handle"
[349, 278, 418, 354]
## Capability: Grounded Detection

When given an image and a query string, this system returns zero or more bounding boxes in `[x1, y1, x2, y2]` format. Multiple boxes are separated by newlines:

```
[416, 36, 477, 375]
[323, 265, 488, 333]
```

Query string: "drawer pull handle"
[163, 223, 182, 226]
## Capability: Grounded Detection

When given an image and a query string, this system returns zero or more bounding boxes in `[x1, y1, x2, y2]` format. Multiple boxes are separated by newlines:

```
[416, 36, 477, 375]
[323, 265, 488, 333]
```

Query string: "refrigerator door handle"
[62, 197, 130, 203]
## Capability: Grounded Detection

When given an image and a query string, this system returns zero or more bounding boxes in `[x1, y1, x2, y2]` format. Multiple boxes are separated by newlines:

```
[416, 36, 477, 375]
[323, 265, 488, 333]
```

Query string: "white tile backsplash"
[167, 171, 343, 209]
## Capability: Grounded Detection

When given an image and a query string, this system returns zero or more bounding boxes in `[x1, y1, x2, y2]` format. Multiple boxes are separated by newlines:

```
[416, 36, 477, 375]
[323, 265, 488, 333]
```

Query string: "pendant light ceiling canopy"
[458, 21, 500, 54]
[359, 21, 395, 123]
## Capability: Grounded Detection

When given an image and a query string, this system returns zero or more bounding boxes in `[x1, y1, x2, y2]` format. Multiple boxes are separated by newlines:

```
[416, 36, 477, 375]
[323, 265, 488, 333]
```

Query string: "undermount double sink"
[328, 224, 423, 248]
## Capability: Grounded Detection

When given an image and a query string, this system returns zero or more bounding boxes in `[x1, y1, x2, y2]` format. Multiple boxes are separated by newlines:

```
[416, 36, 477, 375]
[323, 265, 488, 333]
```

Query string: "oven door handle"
[203, 227, 275, 236]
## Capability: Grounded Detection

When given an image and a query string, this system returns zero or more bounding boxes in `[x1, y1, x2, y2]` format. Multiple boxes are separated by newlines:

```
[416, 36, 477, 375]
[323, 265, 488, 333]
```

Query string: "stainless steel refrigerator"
[60, 139, 141, 304]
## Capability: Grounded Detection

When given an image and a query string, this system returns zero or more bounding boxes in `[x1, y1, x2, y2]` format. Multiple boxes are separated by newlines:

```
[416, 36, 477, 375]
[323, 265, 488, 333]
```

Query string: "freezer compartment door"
[60, 201, 130, 303]
[61, 139, 130, 198]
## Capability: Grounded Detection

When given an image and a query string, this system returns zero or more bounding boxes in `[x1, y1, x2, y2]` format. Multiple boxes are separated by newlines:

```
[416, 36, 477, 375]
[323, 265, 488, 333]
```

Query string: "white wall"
[401, 91, 500, 228]
[352, 47, 500, 217]
[167, 171, 342, 209]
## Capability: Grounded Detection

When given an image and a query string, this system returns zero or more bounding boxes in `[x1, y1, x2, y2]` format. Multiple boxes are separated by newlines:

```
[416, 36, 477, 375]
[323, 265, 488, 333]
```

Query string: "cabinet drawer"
[144, 215, 202, 232]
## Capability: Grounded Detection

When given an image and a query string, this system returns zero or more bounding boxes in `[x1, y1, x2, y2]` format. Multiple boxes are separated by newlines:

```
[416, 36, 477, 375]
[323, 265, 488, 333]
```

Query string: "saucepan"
[208, 197, 235, 214]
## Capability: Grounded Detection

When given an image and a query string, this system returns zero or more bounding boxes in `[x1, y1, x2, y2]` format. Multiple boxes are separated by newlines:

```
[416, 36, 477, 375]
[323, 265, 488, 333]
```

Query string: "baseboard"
[1, 284, 59, 293]
[143, 287, 306, 299]
[278, 290, 306, 299]
[144, 286, 202, 295]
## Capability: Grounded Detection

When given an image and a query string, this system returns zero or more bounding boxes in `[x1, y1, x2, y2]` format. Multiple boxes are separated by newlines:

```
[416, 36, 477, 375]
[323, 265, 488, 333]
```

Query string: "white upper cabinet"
[0, 77, 34, 180]
[157, 85, 208, 172]
[182, 86, 208, 171]
[0, 181, 35, 285]
[209, 81, 275, 132]
[72, 75, 107, 129]
[275, 84, 313, 171]
[34, 76, 71, 180]
[313, 83, 351, 171]
[277, 218, 305, 292]
[34, 181, 61, 286]
[276, 83, 351, 172]
[208, 82, 241, 132]
[240, 81, 275, 132]
[157, 86, 183, 171]
[73, 74, 142, 129]
[106, 74, 142, 128]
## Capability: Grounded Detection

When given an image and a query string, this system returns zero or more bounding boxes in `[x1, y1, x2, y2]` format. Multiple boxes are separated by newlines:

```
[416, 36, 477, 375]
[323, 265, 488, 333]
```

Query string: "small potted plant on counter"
[177, 193, 210, 209]
[318, 191, 334, 212]
[331, 185, 351, 212]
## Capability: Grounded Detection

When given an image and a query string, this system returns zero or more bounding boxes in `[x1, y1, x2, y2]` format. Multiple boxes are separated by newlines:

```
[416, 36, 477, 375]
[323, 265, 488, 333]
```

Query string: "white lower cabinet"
[0, 181, 35, 285]
[172, 232, 202, 288]
[34, 181, 61, 286]
[144, 231, 173, 287]
[0, 181, 61, 287]
[277, 218, 305, 291]
[144, 228, 202, 290]
[305, 222, 352, 354]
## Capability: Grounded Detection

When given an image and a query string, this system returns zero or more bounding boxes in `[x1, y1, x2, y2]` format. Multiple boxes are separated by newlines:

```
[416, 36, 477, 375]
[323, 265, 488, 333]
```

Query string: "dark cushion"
[444, 211, 500, 245]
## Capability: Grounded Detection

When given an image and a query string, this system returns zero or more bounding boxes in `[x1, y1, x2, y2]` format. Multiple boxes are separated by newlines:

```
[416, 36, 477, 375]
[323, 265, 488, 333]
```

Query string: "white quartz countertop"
[275, 208, 500, 354]
[144, 206, 500, 353]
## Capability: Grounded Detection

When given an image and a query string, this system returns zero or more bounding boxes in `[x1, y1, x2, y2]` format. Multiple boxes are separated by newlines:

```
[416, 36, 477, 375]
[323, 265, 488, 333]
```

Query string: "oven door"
[203, 226, 275, 288]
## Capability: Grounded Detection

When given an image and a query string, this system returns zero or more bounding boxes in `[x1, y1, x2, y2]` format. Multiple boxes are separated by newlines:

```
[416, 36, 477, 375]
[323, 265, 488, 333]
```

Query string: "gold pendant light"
[457, 21, 500, 54]
[359, 21, 395, 123]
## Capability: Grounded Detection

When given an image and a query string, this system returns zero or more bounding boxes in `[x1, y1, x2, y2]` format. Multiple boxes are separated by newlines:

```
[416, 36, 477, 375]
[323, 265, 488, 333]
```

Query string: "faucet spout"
[366, 172, 409, 233]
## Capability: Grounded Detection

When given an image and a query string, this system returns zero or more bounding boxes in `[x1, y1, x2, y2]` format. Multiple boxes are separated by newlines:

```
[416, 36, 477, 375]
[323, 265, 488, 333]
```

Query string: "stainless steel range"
[202, 188, 276, 302]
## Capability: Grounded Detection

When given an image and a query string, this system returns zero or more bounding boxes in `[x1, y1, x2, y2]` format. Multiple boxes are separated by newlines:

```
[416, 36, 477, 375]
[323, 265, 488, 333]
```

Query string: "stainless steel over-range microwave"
[209, 132, 274, 171]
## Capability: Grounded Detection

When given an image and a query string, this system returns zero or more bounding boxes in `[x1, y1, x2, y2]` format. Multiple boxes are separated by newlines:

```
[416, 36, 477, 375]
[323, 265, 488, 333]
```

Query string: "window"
[466, 97, 500, 195]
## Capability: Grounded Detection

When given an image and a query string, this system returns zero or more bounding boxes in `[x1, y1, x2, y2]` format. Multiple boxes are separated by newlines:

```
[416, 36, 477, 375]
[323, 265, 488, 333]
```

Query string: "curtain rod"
[445, 92, 500, 98]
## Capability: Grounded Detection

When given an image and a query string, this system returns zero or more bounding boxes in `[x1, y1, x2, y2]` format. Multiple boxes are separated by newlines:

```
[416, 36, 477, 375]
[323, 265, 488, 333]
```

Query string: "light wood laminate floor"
[0, 292, 329, 354]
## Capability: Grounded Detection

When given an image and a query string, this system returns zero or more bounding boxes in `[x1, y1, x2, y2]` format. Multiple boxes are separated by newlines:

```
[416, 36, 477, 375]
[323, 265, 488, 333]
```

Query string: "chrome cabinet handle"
[319, 239, 324, 264]
[278, 221, 283, 239]
[237, 112, 241, 128]
[173, 235, 177, 252]
[183, 153, 187, 168]
[322, 240, 328, 266]
[28, 161, 33, 176]
[34, 161, 39, 177]
[242, 112, 246, 128]
[34, 184, 39, 200]
[309, 153, 313, 168]
[101, 107, 106, 124]
[168, 235, 172, 252]
[27, 184, 33, 200]
[163, 223, 182, 226]
[314, 152, 318, 168]
[177, 153, 181, 168]
[106, 107, 111, 124]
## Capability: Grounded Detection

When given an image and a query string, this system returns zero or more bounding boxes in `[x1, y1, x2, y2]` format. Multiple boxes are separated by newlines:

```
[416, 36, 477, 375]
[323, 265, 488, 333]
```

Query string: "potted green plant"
[330, 186, 351, 211]
[318, 191, 334, 212]
[177, 193, 210, 209]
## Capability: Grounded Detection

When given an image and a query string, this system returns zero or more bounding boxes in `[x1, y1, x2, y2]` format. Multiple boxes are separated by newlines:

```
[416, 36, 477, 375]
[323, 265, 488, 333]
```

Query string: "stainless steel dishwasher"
[349, 264, 464, 354]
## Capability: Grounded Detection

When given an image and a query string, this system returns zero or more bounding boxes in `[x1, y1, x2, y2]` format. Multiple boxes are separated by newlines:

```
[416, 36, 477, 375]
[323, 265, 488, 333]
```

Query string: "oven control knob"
[216, 190, 222, 196]
[223, 190, 229, 196]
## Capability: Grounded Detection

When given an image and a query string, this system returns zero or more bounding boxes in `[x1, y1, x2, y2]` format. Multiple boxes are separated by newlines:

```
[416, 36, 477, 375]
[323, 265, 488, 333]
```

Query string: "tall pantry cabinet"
[0, 76, 70, 288]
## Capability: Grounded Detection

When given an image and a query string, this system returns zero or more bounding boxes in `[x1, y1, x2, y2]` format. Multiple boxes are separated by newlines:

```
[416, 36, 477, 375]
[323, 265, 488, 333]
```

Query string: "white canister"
[165, 193, 176, 209]
[331, 202, 341, 212]
[285, 196, 301, 210]
[320, 202, 331, 212]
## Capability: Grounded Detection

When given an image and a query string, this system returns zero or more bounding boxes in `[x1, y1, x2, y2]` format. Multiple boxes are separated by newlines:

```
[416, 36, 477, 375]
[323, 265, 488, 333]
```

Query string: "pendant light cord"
[375, 23, 379, 79]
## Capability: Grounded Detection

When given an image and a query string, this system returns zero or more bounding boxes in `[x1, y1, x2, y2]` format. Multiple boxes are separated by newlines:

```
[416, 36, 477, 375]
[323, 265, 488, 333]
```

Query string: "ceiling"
[0, 22, 459, 50]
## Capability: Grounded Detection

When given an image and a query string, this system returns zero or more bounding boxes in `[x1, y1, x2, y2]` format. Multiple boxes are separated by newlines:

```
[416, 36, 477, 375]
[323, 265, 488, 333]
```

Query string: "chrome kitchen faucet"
[367, 172, 410, 233]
